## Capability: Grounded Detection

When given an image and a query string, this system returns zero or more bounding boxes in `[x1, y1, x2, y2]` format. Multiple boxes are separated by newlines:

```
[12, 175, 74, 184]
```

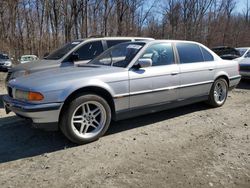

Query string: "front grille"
[7, 87, 13, 98]
[240, 65, 250, 71]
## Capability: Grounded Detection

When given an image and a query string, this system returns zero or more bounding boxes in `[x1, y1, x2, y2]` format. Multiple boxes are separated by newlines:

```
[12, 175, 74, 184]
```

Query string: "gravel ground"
[0, 72, 249, 188]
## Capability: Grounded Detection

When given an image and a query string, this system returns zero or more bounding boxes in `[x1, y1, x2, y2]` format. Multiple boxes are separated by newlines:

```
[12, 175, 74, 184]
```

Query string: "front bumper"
[3, 95, 63, 125]
[0, 65, 11, 72]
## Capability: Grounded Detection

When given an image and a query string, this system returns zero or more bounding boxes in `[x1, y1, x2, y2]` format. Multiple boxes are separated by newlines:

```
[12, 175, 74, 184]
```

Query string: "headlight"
[4, 61, 12, 66]
[15, 89, 44, 101]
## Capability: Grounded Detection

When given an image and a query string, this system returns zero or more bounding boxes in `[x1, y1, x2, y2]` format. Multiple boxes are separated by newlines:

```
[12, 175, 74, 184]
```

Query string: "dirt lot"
[0, 72, 249, 188]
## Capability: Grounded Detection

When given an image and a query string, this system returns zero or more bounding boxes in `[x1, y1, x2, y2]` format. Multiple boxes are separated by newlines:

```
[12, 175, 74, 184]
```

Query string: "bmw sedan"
[3, 40, 241, 144]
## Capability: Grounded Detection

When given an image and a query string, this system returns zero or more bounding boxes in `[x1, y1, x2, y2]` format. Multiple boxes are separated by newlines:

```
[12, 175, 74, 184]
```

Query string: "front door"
[129, 42, 180, 109]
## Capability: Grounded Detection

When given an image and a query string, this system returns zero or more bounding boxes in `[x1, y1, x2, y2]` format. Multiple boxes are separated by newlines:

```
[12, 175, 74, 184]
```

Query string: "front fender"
[59, 79, 116, 102]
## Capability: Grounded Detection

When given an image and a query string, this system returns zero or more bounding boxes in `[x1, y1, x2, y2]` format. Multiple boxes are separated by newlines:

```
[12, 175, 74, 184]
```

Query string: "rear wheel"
[60, 93, 111, 144]
[207, 78, 228, 107]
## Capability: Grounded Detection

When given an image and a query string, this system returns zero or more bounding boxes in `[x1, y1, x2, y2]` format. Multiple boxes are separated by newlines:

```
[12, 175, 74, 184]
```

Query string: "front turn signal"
[28, 92, 44, 101]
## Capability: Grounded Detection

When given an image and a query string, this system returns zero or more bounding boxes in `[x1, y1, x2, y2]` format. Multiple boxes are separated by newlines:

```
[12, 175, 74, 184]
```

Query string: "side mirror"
[69, 52, 80, 62]
[137, 58, 152, 68]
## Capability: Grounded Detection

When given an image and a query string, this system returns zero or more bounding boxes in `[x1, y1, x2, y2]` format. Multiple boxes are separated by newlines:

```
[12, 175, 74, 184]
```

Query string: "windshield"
[0, 54, 9, 60]
[88, 42, 145, 68]
[237, 48, 248, 56]
[44, 40, 83, 60]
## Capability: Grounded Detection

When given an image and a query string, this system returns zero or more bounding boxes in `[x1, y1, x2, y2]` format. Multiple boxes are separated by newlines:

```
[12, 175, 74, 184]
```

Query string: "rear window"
[106, 40, 131, 48]
[200, 46, 214, 61]
[176, 43, 204, 63]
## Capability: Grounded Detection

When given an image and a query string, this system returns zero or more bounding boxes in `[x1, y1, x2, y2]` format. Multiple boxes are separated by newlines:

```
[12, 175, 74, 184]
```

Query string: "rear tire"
[60, 93, 111, 144]
[207, 78, 228, 107]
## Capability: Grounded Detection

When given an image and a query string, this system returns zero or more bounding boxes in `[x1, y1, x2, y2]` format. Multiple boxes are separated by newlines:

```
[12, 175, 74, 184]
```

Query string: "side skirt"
[114, 95, 209, 121]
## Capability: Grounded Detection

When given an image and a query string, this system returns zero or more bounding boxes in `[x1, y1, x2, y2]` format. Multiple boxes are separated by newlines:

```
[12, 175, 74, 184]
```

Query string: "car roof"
[236, 47, 250, 49]
[21, 55, 37, 57]
[211, 46, 236, 50]
[131, 39, 205, 45]
[76, 37, 154, 42]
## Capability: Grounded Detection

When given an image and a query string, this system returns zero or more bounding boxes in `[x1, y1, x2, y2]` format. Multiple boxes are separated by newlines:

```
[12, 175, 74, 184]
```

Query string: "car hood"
[8, 65, 127, 90]
[11, 59, 60, 72]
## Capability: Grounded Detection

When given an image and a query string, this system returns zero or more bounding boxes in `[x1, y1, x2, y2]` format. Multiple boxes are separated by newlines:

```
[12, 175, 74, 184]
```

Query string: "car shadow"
[0, 94, 5, 108]
[237, 80, 250, 90]
[0, 116, 74, 163]
[0, 102, 208, 164]
[0, 95, 3, 108]
[107, 102, 207, 135]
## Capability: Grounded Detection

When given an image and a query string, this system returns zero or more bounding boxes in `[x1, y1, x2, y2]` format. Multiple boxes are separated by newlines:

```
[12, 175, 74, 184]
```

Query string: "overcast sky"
[235, 0, 249, 13]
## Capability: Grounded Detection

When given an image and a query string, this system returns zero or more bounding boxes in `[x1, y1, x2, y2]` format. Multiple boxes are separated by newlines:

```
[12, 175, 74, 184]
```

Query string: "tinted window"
[45, 40, 83, 60]
[75, 41, 104, 61]
[0, 54, 9, 60]
[140, 43, 175, 66]
[200, 46, 214, 61]
[106, 40, 131, 48]
[89, 42, 145, 68]
[176, 43, 204, 63]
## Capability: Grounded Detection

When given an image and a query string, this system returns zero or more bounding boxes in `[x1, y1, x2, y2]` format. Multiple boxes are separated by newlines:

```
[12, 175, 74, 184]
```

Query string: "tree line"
[0, 0, 249, 60]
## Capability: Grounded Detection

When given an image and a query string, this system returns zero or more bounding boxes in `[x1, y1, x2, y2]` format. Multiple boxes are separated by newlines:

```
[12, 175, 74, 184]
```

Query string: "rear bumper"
[229, 75, 241, 89]
[240, 71, 250, 79]
[3, 95, 63, 126]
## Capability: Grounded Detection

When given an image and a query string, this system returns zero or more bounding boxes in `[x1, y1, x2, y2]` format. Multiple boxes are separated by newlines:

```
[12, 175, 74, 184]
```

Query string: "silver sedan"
[3, 40, 241, 144]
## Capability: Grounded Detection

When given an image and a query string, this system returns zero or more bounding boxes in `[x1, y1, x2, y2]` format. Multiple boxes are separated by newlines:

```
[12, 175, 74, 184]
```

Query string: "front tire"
[207, 78, 228, 107]
[60, 93, 111, 144]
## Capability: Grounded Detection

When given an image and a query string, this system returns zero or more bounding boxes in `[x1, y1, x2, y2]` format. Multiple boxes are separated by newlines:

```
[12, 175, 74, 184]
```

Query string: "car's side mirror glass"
[136, 58, 152, 69]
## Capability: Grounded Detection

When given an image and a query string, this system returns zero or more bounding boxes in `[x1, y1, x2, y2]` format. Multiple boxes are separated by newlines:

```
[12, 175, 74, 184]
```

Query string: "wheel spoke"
[83, 125, 89, 134]
[85, 103, 90, 113]
[73, 115, 83, 124]
[92, 108, 101, 117]
[79, 123, 86, 133]
[89, 123, 97, 129]
[93, 120, 100, 128]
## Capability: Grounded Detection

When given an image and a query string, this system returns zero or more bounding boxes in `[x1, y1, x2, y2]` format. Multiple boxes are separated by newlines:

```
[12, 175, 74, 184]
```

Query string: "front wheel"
[207, 78, 228, 107]
[60, 93, 111, 144]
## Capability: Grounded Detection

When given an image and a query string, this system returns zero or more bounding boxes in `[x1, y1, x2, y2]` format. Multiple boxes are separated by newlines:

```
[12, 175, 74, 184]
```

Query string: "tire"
[60, 93, 111, 144]
[207, 78, 228, 107]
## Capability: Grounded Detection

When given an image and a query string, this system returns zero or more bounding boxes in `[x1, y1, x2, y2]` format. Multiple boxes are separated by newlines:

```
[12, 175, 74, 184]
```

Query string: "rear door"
[176, 43, 215, 99]
[129, 42, 180, 108]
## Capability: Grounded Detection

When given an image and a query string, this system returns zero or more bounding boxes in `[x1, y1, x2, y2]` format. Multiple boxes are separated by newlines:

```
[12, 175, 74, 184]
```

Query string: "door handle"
[171, 71, 179, 75]
[208, 68, 214, 71]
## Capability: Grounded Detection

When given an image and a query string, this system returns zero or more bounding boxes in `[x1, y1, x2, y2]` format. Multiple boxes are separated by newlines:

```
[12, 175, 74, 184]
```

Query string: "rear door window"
[75, 41, 104, 61]
[176, 43, 204, 63]
[106, 40, 131, 48]
[200, 46, 214, 61]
